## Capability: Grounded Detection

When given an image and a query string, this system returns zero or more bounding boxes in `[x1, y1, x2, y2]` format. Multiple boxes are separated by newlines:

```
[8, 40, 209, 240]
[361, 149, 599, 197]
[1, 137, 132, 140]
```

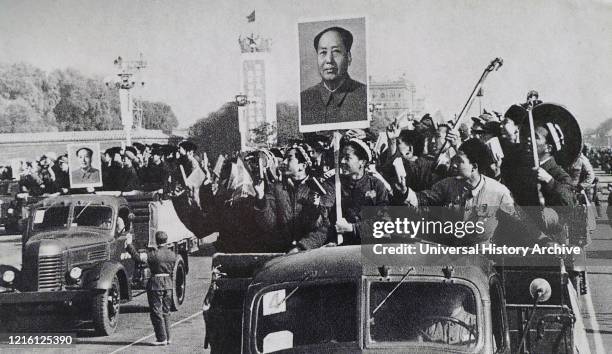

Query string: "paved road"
[580, 169, 612, 353]
[0, 236, 215, 354]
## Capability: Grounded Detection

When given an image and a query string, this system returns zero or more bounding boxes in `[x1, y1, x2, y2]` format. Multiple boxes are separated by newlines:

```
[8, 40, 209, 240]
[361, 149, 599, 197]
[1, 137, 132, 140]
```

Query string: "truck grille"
[88, 248, 109, 262]
[38, 255, 63, 291]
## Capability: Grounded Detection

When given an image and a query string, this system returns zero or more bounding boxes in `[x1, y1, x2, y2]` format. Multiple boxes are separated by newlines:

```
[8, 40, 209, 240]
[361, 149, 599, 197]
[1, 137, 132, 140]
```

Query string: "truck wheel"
[171, 257, 186, 311]
[92, 275, 121, 336]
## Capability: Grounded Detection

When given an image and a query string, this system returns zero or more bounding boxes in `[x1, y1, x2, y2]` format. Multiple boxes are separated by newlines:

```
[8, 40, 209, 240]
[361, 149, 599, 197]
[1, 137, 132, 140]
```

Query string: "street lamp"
[476, 87, 484, 115]
[109, 54, 147, 145]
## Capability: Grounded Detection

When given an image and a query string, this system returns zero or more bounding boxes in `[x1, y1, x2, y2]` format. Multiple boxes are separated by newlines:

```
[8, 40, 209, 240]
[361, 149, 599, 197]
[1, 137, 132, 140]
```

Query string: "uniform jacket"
[255, 176, 332, 251]
[141, 162, 169, 191]
[413, 175, 524, 245]
[300, 76, 367, 125]
[337, 173, 390, 245]
[127, 243, 176, 291]
[569, 154, 595, 191]
[501, 144, 575, 208]
[71, 167, 100, 185]
[539, 157, 576, 207]
[192, 180, 262, 253]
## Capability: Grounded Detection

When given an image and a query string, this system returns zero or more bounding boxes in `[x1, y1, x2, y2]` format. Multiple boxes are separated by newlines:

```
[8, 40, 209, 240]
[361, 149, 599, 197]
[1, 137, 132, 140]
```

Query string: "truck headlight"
[69, 267, 82, 280]
[2, 270, 15, 283]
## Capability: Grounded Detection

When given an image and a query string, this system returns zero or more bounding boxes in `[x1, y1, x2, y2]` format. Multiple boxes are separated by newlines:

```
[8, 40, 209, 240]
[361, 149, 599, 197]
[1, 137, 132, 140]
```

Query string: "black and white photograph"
[67, 143, 103, 188]
[298, 17, 369, 132]
[0, 0, 611, 353]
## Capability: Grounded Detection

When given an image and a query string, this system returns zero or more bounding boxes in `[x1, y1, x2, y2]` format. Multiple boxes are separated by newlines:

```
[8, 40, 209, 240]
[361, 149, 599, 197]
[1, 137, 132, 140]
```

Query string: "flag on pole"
[246, 10, 255, 22]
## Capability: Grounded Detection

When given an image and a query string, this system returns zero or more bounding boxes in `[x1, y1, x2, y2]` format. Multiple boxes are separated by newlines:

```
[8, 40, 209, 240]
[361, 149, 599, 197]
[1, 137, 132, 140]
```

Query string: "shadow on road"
[75, 340, 155, 346]
[120, 304, 149, 314]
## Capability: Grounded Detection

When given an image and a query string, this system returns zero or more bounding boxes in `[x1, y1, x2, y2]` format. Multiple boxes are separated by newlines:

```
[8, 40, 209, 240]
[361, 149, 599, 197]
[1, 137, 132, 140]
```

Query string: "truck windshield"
[369, 282, 479, 347]
[32, 206, 69, 231]
[73, 206, 113, 229]
[32, 205, 113, 231]
[255, 282, 357, 353]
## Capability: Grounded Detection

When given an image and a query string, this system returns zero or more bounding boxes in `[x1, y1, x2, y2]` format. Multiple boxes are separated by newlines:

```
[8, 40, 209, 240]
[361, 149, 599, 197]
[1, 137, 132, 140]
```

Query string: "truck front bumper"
[0, 289, 98, 305]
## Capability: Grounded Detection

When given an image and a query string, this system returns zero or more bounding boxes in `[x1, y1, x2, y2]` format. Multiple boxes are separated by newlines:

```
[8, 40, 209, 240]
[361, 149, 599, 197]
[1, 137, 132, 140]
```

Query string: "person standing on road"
[125, 230, 177, 346]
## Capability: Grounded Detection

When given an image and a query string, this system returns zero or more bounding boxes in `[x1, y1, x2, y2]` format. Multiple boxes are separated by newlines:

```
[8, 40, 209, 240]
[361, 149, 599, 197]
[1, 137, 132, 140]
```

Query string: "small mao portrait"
[298, 17, 369, 133]
[68, 143, 102, 188]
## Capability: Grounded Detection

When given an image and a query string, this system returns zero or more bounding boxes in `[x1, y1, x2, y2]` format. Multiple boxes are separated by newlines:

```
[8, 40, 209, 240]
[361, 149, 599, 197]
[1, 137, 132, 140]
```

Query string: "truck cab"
[0, 193, 195, 335]
[205, 245, 515, 353]
[204, 243, 591, 353]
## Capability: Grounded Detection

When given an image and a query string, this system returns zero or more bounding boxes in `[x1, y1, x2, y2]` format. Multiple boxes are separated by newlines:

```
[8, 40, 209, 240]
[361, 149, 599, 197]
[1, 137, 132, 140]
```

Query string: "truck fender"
[82, 261, 130, 299]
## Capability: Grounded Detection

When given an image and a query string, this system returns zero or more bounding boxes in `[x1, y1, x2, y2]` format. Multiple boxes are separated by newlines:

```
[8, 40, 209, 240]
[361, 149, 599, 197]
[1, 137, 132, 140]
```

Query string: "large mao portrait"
[67, 143, 103, 188]
[298, 17, 369, 133]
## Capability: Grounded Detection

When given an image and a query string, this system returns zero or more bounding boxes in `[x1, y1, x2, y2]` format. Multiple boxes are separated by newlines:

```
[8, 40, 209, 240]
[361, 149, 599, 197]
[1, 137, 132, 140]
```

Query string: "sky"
[1, 0, 611, 130]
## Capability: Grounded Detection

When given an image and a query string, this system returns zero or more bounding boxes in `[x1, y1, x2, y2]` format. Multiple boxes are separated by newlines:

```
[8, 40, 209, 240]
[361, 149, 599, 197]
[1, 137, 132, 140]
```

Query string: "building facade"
[368, 76, 425, 131]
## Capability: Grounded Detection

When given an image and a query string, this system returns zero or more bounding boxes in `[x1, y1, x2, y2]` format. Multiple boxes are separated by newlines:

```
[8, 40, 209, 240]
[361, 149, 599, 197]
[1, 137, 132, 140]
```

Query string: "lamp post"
[476, 87, 484, 115]
[110, 54, 147, 145]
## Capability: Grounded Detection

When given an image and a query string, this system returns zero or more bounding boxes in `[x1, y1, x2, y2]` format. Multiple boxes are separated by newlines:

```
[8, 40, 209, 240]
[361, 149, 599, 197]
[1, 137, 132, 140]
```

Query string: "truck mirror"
[529, 278, 552, 303]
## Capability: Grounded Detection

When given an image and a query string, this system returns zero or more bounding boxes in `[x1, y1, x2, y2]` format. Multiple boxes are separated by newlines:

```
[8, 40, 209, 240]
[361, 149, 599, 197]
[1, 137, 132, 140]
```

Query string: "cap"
[178, 140, 197, 152]
[155, 231, 168, 245]
[459, 138, 494, 172]
[503, 104, 528, 126]
[527, 90, 539, 99]
[478, 112, 495, 122]
[347, 138, 372, 162]
[482, 121, 501, 136]
[132, 142, 145, 153]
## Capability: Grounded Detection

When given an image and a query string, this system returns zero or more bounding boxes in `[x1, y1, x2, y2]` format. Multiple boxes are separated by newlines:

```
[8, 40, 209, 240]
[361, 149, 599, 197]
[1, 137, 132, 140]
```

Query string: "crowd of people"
[192, 92, 599, 253]
[0, 141, 204, 196]
[0, 90, 606, 254]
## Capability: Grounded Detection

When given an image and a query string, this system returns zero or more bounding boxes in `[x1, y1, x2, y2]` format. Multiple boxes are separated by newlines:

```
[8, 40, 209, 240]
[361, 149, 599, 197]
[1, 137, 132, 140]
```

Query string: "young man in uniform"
[126, 230, 177, 346]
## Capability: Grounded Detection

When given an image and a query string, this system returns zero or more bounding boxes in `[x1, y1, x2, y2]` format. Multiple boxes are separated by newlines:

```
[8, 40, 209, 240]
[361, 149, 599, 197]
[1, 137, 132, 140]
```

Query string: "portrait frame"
[297, 16, 370, 133]
[67, 143, 103, 188]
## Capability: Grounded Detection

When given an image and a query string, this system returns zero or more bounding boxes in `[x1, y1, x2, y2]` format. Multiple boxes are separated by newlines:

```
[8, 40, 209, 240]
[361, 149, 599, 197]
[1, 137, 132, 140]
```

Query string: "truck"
[202, 243, 590, 353]
[0, 193, 198, 335]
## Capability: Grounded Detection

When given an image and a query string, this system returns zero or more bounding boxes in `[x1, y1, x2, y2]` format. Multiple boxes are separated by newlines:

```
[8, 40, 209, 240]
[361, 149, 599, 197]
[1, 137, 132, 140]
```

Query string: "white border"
[297, 16, 370, 133]
[67, 142, 103, 188]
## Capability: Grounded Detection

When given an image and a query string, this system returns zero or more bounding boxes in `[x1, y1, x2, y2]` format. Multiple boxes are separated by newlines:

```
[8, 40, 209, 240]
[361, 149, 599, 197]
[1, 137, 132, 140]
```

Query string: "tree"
[51, 69, 122, 131]
[249, 122, 276, 147]
[276, 101, 302, 145]
[0, 62, 60, 132]
[0, 62, 179, 134]
[189, 102, 241, 159]
[141, 101, 179, 133]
